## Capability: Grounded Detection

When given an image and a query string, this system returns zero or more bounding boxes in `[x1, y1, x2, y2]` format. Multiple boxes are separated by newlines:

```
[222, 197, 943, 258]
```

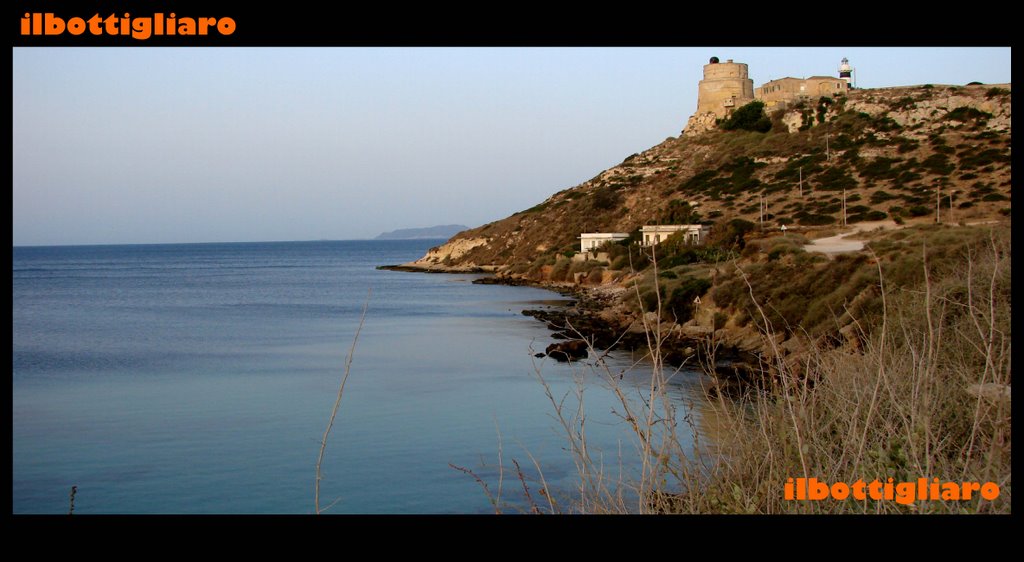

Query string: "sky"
[12, 47, 1011, 245]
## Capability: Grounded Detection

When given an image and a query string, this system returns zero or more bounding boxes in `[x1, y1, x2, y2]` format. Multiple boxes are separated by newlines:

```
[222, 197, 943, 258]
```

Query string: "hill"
[402, 83, 1010, 272]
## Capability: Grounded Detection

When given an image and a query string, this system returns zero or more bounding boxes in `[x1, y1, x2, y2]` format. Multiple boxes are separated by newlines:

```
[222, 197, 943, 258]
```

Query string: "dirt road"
[803, 220, 899, 255]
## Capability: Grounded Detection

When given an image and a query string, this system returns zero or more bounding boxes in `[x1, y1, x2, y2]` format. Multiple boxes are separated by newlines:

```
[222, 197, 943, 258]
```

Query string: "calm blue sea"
[12, 240, 708, 514]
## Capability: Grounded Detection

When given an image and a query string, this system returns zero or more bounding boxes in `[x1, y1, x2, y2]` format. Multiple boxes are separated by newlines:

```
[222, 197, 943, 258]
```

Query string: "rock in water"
[544, 340, 589, 362]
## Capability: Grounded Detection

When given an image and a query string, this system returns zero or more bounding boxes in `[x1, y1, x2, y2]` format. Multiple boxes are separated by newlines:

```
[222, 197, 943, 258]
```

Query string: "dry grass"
[315, 289, 371, 514]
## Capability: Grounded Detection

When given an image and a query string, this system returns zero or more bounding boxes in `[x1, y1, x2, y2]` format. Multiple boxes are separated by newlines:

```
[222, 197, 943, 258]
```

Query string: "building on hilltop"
[839, 57, 854, 88]
[579, 232, 630, 253]
[641, 224, 710, 247]
[684, 56, 854, 136]
[756, 76, 849, 110]
[695, 56, 755, 119]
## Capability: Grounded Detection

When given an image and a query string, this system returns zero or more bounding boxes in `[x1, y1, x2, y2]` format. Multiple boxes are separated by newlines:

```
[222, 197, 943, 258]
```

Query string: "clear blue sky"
[12, 47, 1011, 245]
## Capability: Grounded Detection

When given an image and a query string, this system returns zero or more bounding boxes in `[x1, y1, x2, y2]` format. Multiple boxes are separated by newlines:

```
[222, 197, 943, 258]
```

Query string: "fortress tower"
[695, 57, 755, 118]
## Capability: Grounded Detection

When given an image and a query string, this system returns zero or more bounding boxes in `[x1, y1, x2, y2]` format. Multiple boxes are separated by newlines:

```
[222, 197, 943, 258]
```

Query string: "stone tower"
[696, 57, 755, 118]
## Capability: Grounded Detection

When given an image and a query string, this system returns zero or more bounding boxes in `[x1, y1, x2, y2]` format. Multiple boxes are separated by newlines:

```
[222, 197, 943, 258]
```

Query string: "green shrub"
[872, 116, 902, 132]
[678, 169, 720, 194]
[919, 154, 955, 175]
[664, 277, 712, 322]
[958, 148, 1009, 170]
[660, 200, 702, 224]
[815, 97, 833, 124]
[897, 140, 919, 153]
[640, 289, 661, 313]
[591, 186, 622, 210]
[797, 213, 836, 226]
[721, 101, 772, 133]
[890, 96, 917, 111]
[945, 106, 993, 123]
[706, 218, 756, 251]
[906, 205, 931, 217]
[815, 167, 857, 191]
[712, 312, 728, 330]
[550, 257, 572, 282]
[859, 157, 901, 180]
[773, 154, 825, 182]
[870, 190, 898, 204]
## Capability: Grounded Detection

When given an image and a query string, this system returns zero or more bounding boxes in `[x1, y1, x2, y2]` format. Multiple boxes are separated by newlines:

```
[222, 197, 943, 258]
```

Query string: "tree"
[591, 186, 622, 210]
[660, 200, 702, 225]
[706, 218, 755, 251]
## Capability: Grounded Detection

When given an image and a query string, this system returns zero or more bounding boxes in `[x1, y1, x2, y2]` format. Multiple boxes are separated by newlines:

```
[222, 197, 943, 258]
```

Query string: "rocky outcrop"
[683, 111, 718, 137]
[542, 340, 589, 362]
[397, 237, 493, 272]
[845, 84, 1011, 134]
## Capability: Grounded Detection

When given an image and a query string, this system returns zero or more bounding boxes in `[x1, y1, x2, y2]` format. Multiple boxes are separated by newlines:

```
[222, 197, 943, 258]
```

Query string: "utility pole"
[842, 188, 847, 226]
[798, 166, 803, 198]
[935, 187, 941, 223]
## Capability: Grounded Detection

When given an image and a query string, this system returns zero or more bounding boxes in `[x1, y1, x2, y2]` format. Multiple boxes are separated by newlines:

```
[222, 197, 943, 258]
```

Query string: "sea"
[12, 239, 710, 514]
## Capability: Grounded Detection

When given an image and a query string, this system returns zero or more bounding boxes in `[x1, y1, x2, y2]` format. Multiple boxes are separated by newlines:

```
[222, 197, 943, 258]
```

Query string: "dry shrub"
[690, 226, 1010, 513]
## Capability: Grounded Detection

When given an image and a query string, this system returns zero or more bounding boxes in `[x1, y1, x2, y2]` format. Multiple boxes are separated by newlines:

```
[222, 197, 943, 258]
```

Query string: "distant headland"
[375, 224, 468, 240]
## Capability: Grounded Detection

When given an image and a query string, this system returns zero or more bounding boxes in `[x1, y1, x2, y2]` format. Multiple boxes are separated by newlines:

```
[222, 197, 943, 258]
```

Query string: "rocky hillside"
[403, 83, 1011, 272]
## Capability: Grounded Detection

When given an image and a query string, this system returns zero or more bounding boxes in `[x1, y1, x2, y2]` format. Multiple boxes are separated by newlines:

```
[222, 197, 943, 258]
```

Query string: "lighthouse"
[839, 57, 854, 89]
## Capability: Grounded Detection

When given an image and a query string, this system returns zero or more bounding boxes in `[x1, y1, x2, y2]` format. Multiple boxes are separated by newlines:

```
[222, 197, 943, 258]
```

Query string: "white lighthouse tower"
[839, 57, 854, 89]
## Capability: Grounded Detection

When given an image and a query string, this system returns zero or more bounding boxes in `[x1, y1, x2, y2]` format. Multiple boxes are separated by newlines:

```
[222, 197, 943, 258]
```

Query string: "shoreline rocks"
[383, 264, 771, 394]
[508, 277, 765, 387]
[541, 340, 589, 362]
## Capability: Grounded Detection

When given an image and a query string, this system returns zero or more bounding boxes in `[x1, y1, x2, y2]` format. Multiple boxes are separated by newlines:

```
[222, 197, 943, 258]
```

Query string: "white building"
[641, 225, 710, 246]
[579, 232, 630, 253]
